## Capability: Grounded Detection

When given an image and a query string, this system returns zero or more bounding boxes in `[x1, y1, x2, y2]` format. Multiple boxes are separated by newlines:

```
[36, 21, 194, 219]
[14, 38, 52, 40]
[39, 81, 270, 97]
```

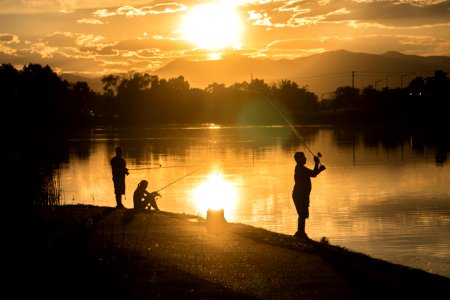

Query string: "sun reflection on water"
[192, 172, 238, 218]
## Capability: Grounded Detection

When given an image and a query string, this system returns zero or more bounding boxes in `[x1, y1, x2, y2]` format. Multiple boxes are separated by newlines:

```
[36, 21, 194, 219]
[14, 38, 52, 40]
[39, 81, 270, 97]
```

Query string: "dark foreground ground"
[4, 205, 450, 300]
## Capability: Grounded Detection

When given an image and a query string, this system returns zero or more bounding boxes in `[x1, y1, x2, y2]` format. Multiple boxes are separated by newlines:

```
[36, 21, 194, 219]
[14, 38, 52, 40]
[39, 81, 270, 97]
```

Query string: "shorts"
[113, 179, 125, 195]
[292, 192, 310, 219]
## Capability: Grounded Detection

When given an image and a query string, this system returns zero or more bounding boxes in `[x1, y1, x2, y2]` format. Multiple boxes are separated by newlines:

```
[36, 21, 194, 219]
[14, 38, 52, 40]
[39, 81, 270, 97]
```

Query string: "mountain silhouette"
[63, 50, 450, 97]
[60, 73, 104, 93]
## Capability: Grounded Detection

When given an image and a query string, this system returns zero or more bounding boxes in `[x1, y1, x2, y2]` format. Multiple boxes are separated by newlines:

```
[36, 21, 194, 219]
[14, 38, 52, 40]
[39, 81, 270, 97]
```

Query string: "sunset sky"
[1, 0, 449, 77]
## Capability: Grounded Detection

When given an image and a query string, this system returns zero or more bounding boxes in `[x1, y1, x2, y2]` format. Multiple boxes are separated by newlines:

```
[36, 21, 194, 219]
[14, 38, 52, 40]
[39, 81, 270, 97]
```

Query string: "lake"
[58, 124, 450, 278]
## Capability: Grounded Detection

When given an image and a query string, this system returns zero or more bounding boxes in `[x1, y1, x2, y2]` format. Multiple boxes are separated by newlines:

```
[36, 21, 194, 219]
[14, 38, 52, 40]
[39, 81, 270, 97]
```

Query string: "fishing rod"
[155, 167, 201, 193]
[129, 166, 162, 170]
[258, 92, 321, 158]
[129, 164, 200, 171]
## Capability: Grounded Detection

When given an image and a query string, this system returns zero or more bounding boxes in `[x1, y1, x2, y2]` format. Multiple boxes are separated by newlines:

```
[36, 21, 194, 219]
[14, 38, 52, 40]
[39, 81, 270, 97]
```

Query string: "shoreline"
[5, 204, 450, 299]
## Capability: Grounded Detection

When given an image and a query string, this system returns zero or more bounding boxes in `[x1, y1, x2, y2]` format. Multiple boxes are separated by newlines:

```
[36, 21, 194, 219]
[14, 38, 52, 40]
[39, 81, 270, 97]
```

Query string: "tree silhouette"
[101, 74, 120, 97]
[334, 86, 359, 109]
[18, 64, 68, 127]
[0, 63, 20, 124]
[274, 80, 319, 114]
[1, 62, 448, 127]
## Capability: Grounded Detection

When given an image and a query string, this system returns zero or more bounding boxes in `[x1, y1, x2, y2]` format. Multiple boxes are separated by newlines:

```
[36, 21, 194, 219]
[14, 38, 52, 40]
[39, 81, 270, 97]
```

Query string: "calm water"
[59, 125, 450, 278]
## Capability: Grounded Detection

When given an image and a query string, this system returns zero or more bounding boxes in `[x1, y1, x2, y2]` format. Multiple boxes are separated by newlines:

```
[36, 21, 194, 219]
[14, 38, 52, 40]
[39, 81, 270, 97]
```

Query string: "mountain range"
[61, 50, 450, 98]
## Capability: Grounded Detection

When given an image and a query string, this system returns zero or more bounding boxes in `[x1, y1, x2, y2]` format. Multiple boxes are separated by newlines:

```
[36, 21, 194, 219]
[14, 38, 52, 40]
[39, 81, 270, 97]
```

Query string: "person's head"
[115, 147, 122, 156]
[294, 151, 307, 165]
[138, 180, 148, 189]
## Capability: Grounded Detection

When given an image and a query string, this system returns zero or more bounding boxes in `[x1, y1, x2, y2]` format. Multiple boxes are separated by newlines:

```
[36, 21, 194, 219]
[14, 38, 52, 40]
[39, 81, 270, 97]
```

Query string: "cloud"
[0, 46, 17, 56]
[25, 42, 58, 59]
[43, 32, 105, 47]
[77, 18, 104, 25]
[92, 3, 187, 18]
[242, 0, 450, 27]
[345, 0, 450, 26]
[259, 34, 450, 56]
[248, 10, 273, 26]
[287, 8, 350, 27]
[347, 20, 450, 29]
[0, 28, 197, 75]
[0, 1, 151, 14]
[0, 33, 20, 44]
[0, 33, 20, 55]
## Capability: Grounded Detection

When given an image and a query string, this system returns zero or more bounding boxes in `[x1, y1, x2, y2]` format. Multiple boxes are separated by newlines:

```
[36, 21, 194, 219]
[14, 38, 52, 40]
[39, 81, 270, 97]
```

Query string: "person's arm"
[150, 191, 161, 198]
[143, 190, 161, 198]
[311, 156, 326, 176]
[122, 159, 129, 175]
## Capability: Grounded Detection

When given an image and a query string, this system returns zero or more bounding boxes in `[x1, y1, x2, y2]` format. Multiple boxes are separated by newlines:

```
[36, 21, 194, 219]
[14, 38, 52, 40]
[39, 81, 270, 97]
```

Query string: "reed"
[34, 168, 62, 206]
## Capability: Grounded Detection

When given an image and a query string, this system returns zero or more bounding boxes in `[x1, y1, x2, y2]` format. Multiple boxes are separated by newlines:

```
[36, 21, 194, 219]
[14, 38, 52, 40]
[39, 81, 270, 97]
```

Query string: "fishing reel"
[315, 152, 326, 170]
[313, 152, 322, 163]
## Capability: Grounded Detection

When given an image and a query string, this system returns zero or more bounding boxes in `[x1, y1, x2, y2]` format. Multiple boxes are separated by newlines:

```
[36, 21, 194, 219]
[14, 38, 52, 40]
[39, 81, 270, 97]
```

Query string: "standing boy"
[110, 147, 129, 208]
[292, 151, 326, 239]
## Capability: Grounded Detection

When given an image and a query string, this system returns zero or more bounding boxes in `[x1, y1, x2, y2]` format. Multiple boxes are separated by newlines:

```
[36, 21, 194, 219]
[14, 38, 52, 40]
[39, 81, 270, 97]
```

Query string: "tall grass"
[32, 168, 62, 206]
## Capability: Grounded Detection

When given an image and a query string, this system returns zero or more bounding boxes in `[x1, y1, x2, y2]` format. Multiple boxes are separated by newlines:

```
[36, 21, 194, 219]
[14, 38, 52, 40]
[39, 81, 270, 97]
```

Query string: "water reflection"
[55, 125, 450, 278]
[193, 172, 238, 219]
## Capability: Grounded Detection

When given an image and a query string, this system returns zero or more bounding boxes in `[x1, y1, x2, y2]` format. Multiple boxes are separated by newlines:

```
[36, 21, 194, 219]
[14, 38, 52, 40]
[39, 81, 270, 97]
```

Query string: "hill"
[61, 50, 450, 97]
[60, 73, 104, 93]
[155, 50, 450, 97]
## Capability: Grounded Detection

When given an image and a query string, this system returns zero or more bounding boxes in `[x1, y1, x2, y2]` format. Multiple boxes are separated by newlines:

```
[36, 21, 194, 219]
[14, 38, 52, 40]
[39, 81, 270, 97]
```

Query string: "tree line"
[1, 63, 449, 129]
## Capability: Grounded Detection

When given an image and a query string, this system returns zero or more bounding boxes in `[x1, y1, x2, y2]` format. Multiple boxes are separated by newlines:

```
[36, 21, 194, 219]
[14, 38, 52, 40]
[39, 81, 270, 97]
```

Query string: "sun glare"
[181, 1, 242, 50]
[192, 173, 238, 215]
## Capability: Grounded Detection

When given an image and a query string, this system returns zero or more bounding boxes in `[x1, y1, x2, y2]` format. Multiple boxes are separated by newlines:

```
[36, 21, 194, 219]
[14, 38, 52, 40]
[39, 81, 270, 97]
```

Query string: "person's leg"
[298, 216, 305, 234]
[292, 195, 305, 237]
[115, 194, 124, 208]
[294, 217, 308, 238]
[142, 195, 159, 211]
[114, 180, 125, 208]
[149, 196, 160, 211]
[142, 198, 151, 210]
[294, 199, 309, 239]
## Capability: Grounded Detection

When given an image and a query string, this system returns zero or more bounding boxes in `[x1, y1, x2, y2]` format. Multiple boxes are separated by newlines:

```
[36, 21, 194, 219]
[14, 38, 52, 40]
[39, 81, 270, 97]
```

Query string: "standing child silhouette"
[292, 151, 326, 239]
[110, 147, 129, 208]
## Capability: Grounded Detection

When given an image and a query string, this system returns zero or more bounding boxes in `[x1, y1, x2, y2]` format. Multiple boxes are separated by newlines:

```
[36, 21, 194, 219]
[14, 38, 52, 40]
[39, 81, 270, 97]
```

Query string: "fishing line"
[258, 92, 316, 157]
[129, 164, 200, 171]
[155, 167, 201, 193]
[128, 166, 162, 170]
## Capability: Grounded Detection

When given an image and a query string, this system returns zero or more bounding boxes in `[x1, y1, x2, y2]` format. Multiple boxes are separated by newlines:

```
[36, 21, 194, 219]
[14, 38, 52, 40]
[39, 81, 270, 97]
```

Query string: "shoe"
[116, 204, 125, 209]
[293, 232, 309, 239]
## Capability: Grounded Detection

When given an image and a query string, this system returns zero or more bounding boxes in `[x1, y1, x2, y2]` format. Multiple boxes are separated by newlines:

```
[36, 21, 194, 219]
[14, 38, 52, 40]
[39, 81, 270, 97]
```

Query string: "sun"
[181, 1, 243, 50]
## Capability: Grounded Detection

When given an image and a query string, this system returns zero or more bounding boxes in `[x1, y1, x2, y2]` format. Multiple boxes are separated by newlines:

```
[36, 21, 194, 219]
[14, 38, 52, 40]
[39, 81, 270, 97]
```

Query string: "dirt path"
[98, 209, 354, 299]
[95, 207, 449, 299]
[5, 205, 450, 299]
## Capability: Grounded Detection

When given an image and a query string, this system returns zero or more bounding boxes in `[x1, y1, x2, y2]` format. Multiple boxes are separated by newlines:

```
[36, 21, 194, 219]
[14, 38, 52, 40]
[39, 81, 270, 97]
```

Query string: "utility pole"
[352, 71, 355, 89]
[375, 79, 387, 90]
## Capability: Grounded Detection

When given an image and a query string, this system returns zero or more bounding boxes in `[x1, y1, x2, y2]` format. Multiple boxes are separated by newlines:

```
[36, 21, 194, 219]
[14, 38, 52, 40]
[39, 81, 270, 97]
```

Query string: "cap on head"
[139, 180, 148, 187]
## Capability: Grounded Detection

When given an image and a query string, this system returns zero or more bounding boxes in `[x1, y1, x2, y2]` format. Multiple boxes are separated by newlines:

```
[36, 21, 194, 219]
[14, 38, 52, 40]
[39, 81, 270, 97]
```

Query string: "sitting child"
[133, 180, 161, 211]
